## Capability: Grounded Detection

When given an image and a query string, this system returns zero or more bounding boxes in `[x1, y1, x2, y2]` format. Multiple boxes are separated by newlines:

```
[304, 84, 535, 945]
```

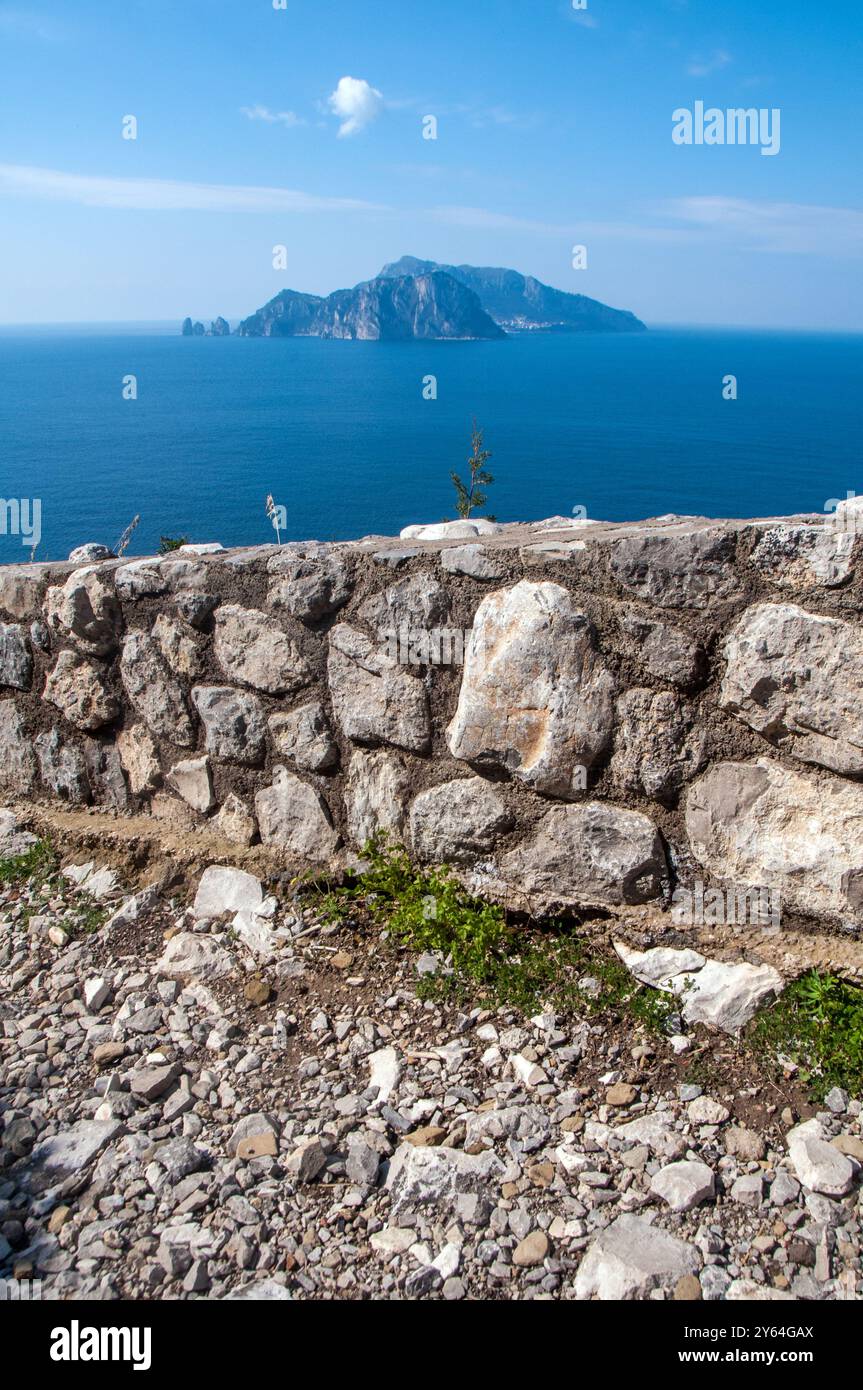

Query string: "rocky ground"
[1, 812, 861, 1303]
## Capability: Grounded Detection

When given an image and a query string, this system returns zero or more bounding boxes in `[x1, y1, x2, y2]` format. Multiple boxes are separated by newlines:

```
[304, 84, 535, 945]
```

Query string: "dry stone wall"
[3, 507, 863, 931]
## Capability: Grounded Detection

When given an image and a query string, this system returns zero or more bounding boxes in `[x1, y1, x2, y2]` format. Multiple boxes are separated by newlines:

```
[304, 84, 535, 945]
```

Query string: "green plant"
[302, 839, 674, 1033]
[0, 839, 58, 887]
[158, 535, 189, 554]
[749, 971, 863, 1099]
[451, 419, 494, 520]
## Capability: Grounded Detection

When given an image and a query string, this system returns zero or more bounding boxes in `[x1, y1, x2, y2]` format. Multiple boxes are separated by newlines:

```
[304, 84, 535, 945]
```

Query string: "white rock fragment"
[650, 1160, 716, 1213]
[574, 1214, 699, 1300]
[193, 865, 263, 918]
[787, 1119, 856, 1197]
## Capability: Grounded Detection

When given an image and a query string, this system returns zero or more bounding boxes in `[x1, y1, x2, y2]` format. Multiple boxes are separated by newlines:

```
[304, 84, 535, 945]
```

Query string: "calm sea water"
[1, 325, 861, 562]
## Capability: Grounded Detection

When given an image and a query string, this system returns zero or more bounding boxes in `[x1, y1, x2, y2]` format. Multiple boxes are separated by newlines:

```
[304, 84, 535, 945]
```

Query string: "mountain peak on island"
[379, 256, 647, 333]
[236, 270, 504, 341]
[187, 258, 645, 341]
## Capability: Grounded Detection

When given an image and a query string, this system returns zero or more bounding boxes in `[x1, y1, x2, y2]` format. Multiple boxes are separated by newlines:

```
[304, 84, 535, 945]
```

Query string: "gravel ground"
[1, 818, 861, 1303]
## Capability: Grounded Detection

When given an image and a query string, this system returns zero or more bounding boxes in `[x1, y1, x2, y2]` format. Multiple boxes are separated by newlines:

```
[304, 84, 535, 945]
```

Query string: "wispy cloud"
[0, 5, 66, 40]
[687, 49, 733, 77]
[241, 104, 305, 128]
[0, 164, 388, 214]
[569, 10, 599, 29]
[665, 195, 863, 256]
[328, 76, 384, 137]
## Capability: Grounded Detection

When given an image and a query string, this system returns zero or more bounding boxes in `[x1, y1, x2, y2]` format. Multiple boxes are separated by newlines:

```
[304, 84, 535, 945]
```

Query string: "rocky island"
[182, 256, 646, 341]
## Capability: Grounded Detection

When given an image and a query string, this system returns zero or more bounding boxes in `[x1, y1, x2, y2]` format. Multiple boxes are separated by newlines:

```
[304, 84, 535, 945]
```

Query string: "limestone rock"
[153, 613, 204, 680]
[156, 932, 233, 982]
[620, 609, 704, 686]
[43, 649, 119, 731]
[344, 748, 410, 847]
[114, 560, 169, 600]
[386, 1142, 505, 1216]
[610, 689, 706, 804]
[194, 865, 264, 917]
[401, 520, 500, 541]
[447, 580, 614, 798]
[685, 758, 863, 925]
[29, 1119, 123, 1188]
[214, 604, 311, 695]
[650, 1160, 715, 1212]
[268, 701, 338, 772]
[787, 1120, 856, 1197]
[0, 622, 32, 690]
[0, 699, 37, 791]
[0, 567, 44, 620]
[84, 737, 130, 811]
[440, 544, 508, 581]
[169, 756, 215, 814]
[409, 777, 510, 863]
[116, 723, 162, 794]
[212, 792, 257, 846]
[357, 571, 451, 637]
[35, 727, 91, 803]
[674, 959, 783, 1034]
[192, 686, 266, 765]
[613, 941, 706, 990]
[120, 630, 194, 746]
[573, 1213, 699, 1300]
[254, 766, 340, 860]
[721, 602, 863, 775]
[494, 801, 666, 911]
[0, 808, 37, 857]
[609, 527, 741, 610]
[45, 567, 122, 656]
[69, 543, 114, 564]
[328, 623, 430, 754]
[267, 553, 352, 623]
[749, 523, 855, 590]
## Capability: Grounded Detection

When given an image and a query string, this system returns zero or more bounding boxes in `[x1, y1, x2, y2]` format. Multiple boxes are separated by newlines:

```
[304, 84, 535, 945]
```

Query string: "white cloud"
[664, 196, 863, 256]
[241, 104, 304, 128]
[328, 76, 384, 137]
[0, 164, 387, 214]
[687, 49, 733, 76]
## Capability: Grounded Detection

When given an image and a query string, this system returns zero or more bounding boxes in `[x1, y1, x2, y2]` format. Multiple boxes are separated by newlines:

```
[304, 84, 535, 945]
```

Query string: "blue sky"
[1, 0, 861, 327]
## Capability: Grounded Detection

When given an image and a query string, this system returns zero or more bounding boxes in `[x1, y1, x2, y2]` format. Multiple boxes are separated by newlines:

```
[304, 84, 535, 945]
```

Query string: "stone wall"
[2, 507, 863, 931]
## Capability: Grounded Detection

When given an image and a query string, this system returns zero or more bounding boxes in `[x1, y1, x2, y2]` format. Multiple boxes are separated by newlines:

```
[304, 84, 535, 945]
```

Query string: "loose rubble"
[1, 827, 860, 1302]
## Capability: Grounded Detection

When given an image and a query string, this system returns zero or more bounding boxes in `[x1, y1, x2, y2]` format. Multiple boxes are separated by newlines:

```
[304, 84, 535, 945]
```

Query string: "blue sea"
[1, 324, 861, 563]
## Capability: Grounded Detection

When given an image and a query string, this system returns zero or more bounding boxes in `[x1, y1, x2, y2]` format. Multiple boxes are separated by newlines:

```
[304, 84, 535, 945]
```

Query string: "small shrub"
[749, 970, 863, 1099]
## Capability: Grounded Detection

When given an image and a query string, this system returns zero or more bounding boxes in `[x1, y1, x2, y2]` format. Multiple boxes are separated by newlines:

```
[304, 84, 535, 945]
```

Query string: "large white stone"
[492, 801, 667, 912]
[254, 766, 340, 860]
[686, 758, 863, 925]
[573, 1214, 699, 1300]
[447, 580, 614, 798]
[672, 959, 783, 1034]
[328, 623, 430, 754]
[213, 604, 311, 695]
[721, 602, 863, 774]
[787, 1119, 856, 1197]
[409, 776, 510, 863]
[650, 1160, 715, 1212]
[344, 748, 409, 848]
[194, 865, 264, 917]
